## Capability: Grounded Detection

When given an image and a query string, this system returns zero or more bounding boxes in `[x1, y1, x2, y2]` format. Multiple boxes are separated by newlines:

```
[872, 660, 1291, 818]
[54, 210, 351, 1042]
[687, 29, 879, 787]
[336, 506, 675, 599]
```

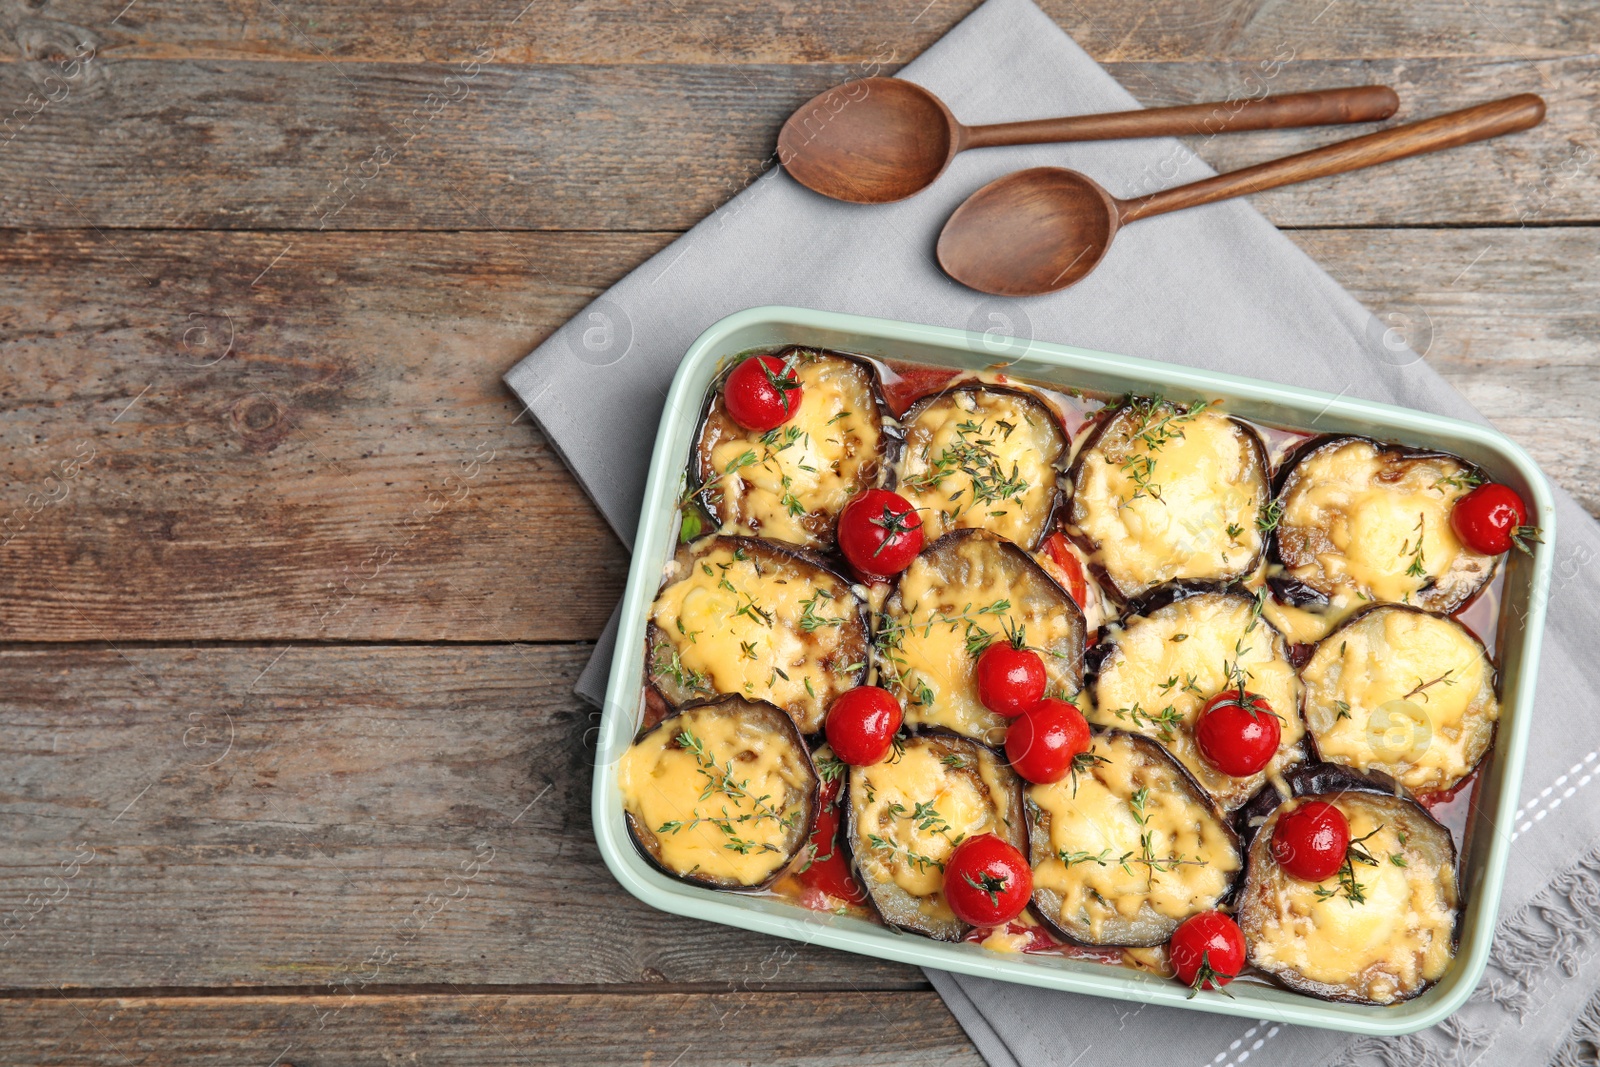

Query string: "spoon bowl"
[936, 167, 1118, 296]
[778, 78, 958, 204]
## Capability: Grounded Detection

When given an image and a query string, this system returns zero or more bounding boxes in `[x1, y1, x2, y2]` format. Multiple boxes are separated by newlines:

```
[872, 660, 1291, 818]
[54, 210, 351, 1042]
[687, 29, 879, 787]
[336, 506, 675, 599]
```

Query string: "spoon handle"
[960, 86, 1400, 150]
[1119, 94, 1546, 223]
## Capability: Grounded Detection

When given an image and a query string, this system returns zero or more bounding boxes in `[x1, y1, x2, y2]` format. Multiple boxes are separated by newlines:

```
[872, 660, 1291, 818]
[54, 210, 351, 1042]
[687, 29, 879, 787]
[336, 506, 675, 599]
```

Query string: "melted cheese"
[651, 541, 862, 732]
[1089, 593, 1302, 810]
[853, 742, 1013, 910]
[1070, 406, 1266, 597]
[1247, 795, 1456, 1003]
[1302, 607, 1498, 792]
[1030, 733, 1238, 942]
[703, 354, 881, 547]
[618, 704, 810, 887]
[886, 536, 1081, 745]
[1277, 439, 1493, 629]
[895, 388, 1062, 549]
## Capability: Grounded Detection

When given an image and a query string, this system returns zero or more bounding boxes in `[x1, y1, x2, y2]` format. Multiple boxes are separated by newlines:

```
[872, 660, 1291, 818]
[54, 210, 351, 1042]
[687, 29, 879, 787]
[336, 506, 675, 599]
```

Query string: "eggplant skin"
[1270, 435, 1497, 617]
[1066, 398, 1270, 602]
[880, 529, 1086, 746]
[1086, 584, 1305, 813]
[1300, 604, 1499, 795]
[1027, 730, 1242, 947]
[892, 383, 1069, 552]
[647, 535, 870, 734]
[1237, 785, 1459, 1005]
[620, 696, 820, 892]
[844, 731, 1026, 941]
[692, 348, 892, 550]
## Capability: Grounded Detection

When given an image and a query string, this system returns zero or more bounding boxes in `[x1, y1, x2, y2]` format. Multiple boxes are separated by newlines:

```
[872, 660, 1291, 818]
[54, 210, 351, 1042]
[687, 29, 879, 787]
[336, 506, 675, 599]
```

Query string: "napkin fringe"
[1554, 987, 1600, 1067]
[1481, 843, 1600, 1019]
[1322, 1015, 1493, 1067]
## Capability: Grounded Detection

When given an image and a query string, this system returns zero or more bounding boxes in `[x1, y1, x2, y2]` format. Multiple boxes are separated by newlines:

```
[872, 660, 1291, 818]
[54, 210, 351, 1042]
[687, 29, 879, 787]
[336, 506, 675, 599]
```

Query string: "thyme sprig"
[798, 588, 844, 633]
[1115, 395, 1211, 506]
[900, 412, 1031, 523]
[1403, 669, 1457, 702]
[1129, 786, 1205, 889]
[1401, 513, 1428, 578]
[1313, 824, 1383, 906]
[656, 728, 800, 852]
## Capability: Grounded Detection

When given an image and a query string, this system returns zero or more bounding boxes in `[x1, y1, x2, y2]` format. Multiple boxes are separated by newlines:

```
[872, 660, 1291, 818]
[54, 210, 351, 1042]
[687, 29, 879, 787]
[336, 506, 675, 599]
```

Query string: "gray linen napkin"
[505, 0, 1600, 1061]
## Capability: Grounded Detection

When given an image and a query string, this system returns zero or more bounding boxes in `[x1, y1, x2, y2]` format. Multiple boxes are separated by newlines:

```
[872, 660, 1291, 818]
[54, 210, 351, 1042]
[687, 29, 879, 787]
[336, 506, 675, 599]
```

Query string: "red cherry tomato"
[944, 834, 1032, 927]
[1194, 690, 1281, 777]
[837, 489, 924, 579]
[1270, 800, 1351, 883]
[724, 355, 802, 431]
[824, 687, 903, 766]
[1451, 482, 1541, 556]
[1168, 911, 1246, 993]
[796, 766, 869, 907]
[976, 639, 1048, 718]
[1005, 698, 1091, 784]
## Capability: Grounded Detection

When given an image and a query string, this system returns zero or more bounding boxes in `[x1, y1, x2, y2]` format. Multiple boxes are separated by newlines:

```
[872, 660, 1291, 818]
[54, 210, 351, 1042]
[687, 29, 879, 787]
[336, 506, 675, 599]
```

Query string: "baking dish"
[591, 305, 1554, 1035]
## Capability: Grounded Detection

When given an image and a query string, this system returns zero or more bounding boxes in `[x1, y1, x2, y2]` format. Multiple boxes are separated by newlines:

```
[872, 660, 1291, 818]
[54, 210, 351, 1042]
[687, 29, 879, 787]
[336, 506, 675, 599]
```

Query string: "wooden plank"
[0, 229, 651, 644]
[0, 992, 983, 1066]
[0, 57, 1595, 231]
[16, 0, 1596, 64]
[2, 225, 1594, 643]
[1286, 225, 1600, 516]
[0, 644, 925, 991]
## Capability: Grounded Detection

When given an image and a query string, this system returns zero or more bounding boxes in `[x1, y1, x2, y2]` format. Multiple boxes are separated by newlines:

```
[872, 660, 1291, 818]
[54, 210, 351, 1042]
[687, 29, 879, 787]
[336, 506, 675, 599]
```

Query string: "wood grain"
[0, 991, 983, 1066]
[0, 644, 923, 991]
[0, 58, 1594, 231]
[0, 229, 647, 644]
[8, 0, 1595, 64]
[2, 226, 1594, 644]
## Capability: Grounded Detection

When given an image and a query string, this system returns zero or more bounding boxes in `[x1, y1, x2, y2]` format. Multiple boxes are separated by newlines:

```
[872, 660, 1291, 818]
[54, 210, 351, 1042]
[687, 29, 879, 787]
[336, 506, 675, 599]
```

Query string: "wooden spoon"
[779, 79, 1400, 204]
[937, 94, 1546, 297]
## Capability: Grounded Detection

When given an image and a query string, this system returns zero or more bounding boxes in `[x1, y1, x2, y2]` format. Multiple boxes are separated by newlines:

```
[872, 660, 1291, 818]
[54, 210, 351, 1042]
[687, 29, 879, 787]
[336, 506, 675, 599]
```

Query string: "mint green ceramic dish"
[592, 305, 1554, 1035]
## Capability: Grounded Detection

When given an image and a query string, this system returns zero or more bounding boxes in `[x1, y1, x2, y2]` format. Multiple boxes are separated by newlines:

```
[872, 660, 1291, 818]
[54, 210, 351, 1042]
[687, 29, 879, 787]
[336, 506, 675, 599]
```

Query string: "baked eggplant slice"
[648, 535, 870, 734]
[880, 529, 1086, 746]
[1301, 605, 1498, 794]
[1271, 436, 1497, 635]
[1027, 730, 1242, 947]
[1238, 782, 1458, 1005]
[619, 696, 819, 891]
[694, 348, 889, 549]
[1088, 585, 1304, 812]
[892, 383, 1068, 551]
[845, 732, 1026, 940]
[1067, 397, 1270, 601]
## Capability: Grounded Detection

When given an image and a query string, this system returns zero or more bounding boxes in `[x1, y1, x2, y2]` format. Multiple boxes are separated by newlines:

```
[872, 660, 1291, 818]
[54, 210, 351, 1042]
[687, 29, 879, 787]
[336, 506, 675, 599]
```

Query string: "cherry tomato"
[1005, 698, 1091, 784]
[1042, 531, 1090, 608]
[1451, 482, 1542, 556]
[724, 355, 802, 431]
[1270, 800, 1351, 883]
[944, 834, 1032, 927]
[796, 762, 869, 907]
[976, 638, 1048, 718]
[1168, 911, 1246, 994]
[1194, 690, 1281, 777]
[824, 687, 903, 766]
[837, 489, 924, 579]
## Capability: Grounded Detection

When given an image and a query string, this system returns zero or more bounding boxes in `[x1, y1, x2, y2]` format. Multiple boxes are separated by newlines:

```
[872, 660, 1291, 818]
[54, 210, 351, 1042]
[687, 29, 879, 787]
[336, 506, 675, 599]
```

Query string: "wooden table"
[1, 0, 1595, 1061]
